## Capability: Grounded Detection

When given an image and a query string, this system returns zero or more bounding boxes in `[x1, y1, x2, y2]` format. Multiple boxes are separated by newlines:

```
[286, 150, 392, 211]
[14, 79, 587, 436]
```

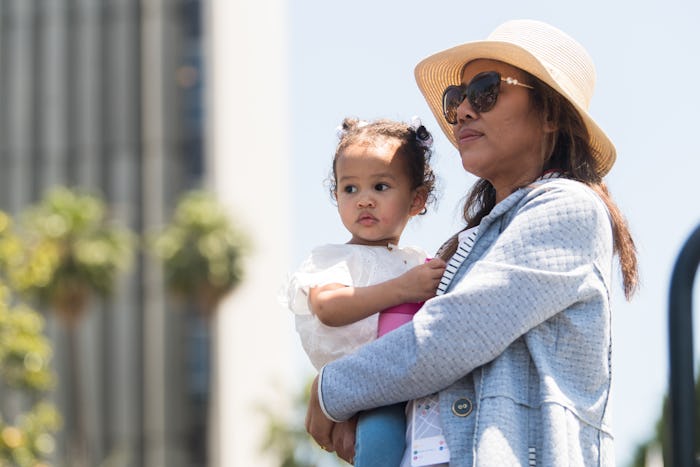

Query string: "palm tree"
[149, 190, 248, 464]
[1, 188, 134, 467]
[17, 188, 134, 323]
[149, 190, 247, 315]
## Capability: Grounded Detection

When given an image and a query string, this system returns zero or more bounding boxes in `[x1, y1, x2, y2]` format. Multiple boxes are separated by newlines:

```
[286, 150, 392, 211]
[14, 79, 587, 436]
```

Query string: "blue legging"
[354, 402, 406, 467]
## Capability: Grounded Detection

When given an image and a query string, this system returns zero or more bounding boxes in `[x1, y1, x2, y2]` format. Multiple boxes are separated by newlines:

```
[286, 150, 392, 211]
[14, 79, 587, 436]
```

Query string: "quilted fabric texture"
[319, 178, 616, 466]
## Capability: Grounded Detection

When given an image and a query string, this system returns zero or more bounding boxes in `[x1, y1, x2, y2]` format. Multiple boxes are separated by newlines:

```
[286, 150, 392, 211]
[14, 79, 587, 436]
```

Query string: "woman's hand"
[306, 376, 334, 450]
[331, 416, 358, 464]
[306, 375, 357, 464]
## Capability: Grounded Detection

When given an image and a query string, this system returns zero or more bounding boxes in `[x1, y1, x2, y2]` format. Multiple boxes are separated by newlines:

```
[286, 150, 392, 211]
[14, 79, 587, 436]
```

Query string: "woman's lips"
[456, 127, 483, 144]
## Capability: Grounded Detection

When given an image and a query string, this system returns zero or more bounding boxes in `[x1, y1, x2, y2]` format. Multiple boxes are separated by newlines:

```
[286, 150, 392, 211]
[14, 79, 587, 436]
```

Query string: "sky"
[286, 1, 700, 464]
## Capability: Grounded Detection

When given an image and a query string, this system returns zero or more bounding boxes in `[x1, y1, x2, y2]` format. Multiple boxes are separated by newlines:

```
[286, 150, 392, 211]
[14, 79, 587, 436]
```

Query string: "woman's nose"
[456, 97, 477, 122]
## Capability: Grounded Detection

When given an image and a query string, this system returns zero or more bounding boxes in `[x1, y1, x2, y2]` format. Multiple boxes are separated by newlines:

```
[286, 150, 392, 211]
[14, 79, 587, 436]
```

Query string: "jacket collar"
[477, 172, 565, 234]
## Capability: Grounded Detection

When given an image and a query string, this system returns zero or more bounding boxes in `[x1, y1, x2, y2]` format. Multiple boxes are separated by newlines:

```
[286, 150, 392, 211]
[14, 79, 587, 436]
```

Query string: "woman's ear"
[409, 186, 428, 216]
[543, 116, 558, 134]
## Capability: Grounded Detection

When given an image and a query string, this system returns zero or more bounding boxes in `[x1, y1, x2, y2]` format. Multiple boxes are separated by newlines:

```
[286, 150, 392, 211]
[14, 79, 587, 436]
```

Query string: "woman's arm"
[317, 181, 614, 421]
[309, 258, 446, 327]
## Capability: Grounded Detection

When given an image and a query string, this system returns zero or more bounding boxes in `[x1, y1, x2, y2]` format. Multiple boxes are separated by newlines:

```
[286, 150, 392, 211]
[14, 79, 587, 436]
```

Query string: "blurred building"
[0, 0, 292, 466]
[205, 1, 293, 466]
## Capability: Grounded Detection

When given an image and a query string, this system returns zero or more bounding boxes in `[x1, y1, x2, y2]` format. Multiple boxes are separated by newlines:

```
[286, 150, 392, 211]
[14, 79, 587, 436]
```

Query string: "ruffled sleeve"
[284, 244, 366, 315]
[282, 244, 378, 370]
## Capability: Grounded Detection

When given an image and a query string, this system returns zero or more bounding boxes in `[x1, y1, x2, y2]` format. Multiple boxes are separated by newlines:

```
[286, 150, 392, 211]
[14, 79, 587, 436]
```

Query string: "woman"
[306, 19, 637, 466]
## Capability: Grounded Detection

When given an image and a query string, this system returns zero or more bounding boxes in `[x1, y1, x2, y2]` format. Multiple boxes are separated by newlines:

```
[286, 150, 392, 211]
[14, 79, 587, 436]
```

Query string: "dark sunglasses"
[442, 71, 534, 124]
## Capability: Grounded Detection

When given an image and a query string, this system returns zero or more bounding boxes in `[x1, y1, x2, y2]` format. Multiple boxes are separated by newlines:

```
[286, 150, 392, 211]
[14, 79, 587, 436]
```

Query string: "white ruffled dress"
[284, 243, 427, 370]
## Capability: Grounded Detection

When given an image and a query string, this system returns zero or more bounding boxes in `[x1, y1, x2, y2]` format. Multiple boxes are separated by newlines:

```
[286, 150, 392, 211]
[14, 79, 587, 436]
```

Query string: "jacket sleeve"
[319, 181, 614, 421]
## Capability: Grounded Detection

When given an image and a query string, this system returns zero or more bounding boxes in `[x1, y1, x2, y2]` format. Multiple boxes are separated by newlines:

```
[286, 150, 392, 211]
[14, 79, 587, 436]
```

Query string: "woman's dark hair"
[437, 74, 638, 300]
[330, 117, 438, 214]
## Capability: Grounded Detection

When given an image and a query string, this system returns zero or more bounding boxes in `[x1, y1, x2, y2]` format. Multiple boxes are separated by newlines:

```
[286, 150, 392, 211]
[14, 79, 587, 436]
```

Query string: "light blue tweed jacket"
[319, 178, 615, 466]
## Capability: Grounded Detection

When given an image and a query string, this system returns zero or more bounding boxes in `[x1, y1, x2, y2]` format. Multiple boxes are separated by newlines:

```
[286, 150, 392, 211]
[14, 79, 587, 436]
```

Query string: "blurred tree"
[0, 189, 134, 467]
[0, 246, 62, 467]
[149, 190, 248, 315]
[628, 370, 700, 466]
[260, 378, 350, 467]
[149, 190, 248, 464]
[6, 188, 134, 325]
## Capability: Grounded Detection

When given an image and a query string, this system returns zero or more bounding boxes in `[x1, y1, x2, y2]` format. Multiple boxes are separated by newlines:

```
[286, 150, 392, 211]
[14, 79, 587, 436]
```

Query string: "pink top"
[377, 301, 424, 337]
[377, 257, 431, 337]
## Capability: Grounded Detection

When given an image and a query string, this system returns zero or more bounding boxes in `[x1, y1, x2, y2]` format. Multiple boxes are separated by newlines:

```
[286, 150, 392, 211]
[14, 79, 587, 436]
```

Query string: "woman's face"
[452, 59, 554, 199]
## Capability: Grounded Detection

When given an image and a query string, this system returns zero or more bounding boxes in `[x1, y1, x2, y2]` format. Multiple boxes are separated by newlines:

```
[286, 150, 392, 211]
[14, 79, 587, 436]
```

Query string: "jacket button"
[451, 398, 473, 417]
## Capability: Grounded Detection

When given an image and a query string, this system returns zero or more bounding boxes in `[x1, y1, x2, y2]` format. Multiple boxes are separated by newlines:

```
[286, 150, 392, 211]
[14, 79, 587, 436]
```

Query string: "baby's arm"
[308, 258, 446, 327]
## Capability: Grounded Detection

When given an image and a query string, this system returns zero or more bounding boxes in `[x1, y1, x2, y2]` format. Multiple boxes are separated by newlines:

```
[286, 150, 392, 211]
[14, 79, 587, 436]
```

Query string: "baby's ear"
[410, 186, 428, 216]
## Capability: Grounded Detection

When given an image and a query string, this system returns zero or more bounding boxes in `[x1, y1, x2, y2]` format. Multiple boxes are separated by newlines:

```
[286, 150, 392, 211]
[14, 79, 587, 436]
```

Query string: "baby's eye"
[342, 185, 357, 194]
[374, 183, 390, 191]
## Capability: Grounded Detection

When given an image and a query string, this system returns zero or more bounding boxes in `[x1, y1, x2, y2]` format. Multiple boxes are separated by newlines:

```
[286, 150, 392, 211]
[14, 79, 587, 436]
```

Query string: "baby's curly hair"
[330, 117, 438, 214]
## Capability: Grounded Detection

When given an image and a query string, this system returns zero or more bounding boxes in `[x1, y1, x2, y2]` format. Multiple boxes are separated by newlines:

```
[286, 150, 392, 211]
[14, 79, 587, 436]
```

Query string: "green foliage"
[150, 190, 248, 313]
[628, 369, 700, 466]
[0, 212, 58, 295]
[0, 402, 61, 467]
[0, 189, 134, 323]
[0, 287, 54, 392]
[0, 283, 61, 467]
[259, 379, 349, 467]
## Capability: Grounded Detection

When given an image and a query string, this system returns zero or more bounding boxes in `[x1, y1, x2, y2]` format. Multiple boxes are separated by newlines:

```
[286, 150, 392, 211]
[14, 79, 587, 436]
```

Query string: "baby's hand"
[396, 258, 447, 302]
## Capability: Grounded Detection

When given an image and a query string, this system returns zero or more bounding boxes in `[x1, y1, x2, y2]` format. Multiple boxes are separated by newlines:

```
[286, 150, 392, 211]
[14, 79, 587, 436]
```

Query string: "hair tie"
[410, 116, 433, 149]
[336, 119, 369, 140]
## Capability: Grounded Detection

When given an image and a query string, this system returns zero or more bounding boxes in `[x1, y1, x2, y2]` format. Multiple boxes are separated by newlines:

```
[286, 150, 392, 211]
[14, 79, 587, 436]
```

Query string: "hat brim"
[414, 40, 616, 177]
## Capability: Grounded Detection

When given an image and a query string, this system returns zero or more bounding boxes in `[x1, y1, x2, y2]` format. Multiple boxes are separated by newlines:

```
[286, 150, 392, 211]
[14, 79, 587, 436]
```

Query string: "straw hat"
[414, 19, 615, 177]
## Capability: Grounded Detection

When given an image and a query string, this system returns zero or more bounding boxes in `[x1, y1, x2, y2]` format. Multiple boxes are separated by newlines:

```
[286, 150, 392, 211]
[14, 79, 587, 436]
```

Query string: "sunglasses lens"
[441, 72, 502, 124]
[467, 72, 501, 114]
[442, 85, 465, 124]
